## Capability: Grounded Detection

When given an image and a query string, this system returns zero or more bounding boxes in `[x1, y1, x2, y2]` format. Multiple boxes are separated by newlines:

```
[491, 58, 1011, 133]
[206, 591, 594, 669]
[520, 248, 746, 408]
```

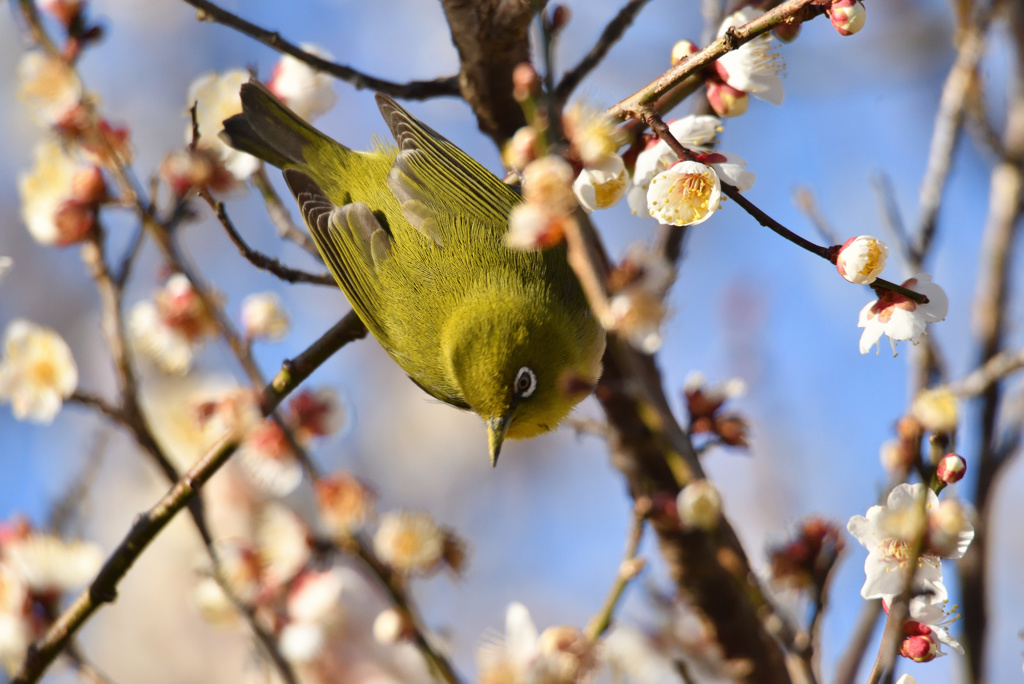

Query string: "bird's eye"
[514, 366, 537, 399]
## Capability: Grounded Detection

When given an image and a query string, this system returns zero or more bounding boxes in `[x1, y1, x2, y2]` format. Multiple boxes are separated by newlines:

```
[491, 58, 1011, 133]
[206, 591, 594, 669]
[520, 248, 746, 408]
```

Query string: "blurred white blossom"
[2, 532, 101, 593]
[187, 69, 260, 179]
[129, 273, 217, 375]
[374, 511, 444, 574]
[241, 291, 290, 341]
[18, 139, 104, 246]
[17, 51, 82, 125]
[266, 44, 337, 121]
[0, 319, 78, 424]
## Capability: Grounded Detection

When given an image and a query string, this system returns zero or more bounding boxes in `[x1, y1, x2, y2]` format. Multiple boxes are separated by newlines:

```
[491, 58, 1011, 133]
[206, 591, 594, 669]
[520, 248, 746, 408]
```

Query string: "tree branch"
[179, 0, 460, 99]
[555, 0, 652, 105]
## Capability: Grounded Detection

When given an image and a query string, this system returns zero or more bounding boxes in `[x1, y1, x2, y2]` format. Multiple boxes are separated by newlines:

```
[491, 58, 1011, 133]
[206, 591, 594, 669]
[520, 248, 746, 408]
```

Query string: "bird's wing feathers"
[284, 169, 392, 342]
[375, 93, 521, 244]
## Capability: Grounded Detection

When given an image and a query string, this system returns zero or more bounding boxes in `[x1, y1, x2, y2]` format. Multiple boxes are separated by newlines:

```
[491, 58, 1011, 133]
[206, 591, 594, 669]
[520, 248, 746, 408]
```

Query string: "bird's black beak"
[487, 410, 514, 467]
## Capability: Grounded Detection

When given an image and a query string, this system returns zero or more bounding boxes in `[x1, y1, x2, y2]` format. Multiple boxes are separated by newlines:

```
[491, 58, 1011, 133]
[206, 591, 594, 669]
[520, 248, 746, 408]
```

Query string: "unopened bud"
[71, 166, 105, 205]
[547, 5, 571, 33]
[773, 21, 801, 42]
[513, 62, 541, 102]
[502, 126, 539, 171]
[705, 80, 749, 118]
[900, 631, 938, 662]
[911, 386, 959, 435]
[677, 479, 721, 532]
[830, 0, 866, 36]
[936, 452, 966, 484]
[836, 235, 888, 284]
[671, 40, 698, 66]
[373, 608, 412, 644]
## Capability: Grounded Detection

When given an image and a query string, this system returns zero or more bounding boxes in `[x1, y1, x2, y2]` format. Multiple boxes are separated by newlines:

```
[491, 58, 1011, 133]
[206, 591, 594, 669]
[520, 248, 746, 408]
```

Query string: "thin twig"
[912, 16, 989, 266]
[865, 492, 931, 684]
[608, 0, 828, 120]
[555, 0, 652, 105]
[584, 498, 649, 640]
[870, 173, 912, 266]
[348, 536, 461, 683]
[644, 111, 929, 303]
[251, 167, 318, 256]
[952, 347, 1024, 397]
[179, 0, 459, 99]
[11, 310, 369, 683]
[833, 600, 883, 684]
[201, 191, 335, 286]
[792, 186, 840, 246]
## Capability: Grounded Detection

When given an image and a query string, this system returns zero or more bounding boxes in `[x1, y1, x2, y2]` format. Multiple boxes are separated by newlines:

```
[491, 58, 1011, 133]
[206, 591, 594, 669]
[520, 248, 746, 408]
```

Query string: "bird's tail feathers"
[220, 79, 339, 169]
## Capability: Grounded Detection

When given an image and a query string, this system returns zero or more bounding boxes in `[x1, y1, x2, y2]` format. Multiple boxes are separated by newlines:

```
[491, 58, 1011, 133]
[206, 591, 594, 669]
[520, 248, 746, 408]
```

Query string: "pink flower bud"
[71, 166, 105, 205]
[830, 0, 866, 36]
[900, 628, 938, 662]
[706, 80, 749, 118]
[671, 40, 698, 66]
[513, 62, 540, 102]
[773, 21, 801, 43]
[936, 452, 966, 484]
[547, 5, 571, 33]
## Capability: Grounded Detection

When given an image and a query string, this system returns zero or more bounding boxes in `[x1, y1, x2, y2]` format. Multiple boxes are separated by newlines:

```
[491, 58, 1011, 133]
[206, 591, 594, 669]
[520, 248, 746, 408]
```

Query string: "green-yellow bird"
[222, 81, 605, 465]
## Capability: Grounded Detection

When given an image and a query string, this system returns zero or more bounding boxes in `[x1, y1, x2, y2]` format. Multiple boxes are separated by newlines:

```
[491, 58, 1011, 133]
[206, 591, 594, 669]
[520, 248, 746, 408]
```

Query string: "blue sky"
[1, 0, 1022, 682]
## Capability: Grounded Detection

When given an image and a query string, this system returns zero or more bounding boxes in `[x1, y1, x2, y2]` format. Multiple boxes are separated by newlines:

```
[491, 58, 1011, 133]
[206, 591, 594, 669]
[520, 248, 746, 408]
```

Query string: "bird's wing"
[285, 169, 393, 343]
[375, 93, 521, 246]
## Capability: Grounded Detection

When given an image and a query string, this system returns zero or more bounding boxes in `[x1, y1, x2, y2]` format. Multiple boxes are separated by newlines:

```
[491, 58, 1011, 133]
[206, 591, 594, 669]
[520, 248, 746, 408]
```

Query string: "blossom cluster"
[0, 521, 102, 674]
[847, 482, 973, 662]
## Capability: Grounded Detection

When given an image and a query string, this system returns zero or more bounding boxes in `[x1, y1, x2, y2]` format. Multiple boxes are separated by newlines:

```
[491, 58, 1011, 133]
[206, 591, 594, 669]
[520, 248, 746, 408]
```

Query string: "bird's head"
[443, 294, 605, 466]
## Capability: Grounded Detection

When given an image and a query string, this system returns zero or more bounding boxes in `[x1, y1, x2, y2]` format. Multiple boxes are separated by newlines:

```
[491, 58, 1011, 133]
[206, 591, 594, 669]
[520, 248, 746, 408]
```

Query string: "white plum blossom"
[267, 44, 338, 122]
[847, 483, 971, 603]
[836, 235, 888, 284]
[256, 503, 311, 587]
[602, 625, 680, 684]
[17, 51, 82, 125]
[241, 292, 290, 341]
[234, 420, 304, 497]
[373, 511, 444, 574]
[186, 69, 260, 180]
[642, 148, 753, 227]
[477, 602, 597, 684]
[906, 595, 964, 656]
[507, 156, 579, 250]
[287, 567, 347, 626]
[2, 532, 102, 593]
[601, 244, 674, 353]
[911, 386, 959, 434]
[647, 160, 720, 226]
[18, 139, 103, 246]
[477, 602, 541, 682]
[573, 153, 628, 212]
[563, 101, 625, 166]
[858, 273, 949, 354]
[627, 115, 721, 215]
[0, 320, 78, 424]
[715, 7, 785, 105]
[677, 479, 722, 532]
[129, 273, 217, 375]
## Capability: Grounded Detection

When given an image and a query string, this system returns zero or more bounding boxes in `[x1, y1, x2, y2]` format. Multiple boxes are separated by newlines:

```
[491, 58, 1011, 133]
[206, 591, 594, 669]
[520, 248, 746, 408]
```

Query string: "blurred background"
[1, 0, 1021, 681]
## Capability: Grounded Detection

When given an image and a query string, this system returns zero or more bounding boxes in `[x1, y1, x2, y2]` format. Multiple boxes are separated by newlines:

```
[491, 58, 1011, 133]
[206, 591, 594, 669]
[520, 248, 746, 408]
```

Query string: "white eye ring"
[514, 366, 537, 399]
